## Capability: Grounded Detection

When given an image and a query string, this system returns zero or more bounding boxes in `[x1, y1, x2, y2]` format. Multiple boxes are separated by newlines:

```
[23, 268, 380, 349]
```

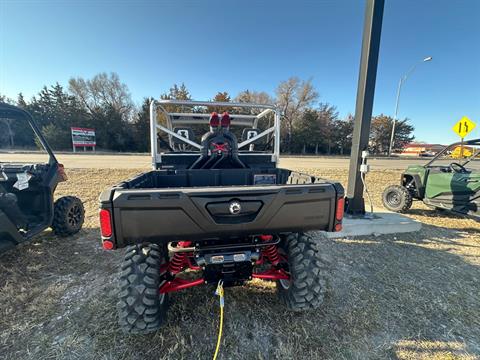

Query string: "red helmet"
[209, 112, 219, 127]
[221, 112, 231, 128]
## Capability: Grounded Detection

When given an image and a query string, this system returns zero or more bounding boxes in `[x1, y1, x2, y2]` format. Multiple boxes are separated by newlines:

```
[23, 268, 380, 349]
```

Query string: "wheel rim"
[386, 190, 402, 207]
[67, 205, 82, 227]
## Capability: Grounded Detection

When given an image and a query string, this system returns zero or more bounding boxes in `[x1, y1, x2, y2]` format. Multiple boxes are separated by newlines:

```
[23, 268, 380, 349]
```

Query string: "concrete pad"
[325, 211, 422, 239]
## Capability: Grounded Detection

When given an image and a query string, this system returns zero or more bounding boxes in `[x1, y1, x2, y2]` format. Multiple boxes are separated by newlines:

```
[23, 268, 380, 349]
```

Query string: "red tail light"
[102, 240, 114, 250]
[209, 112, 219, 127]
[221, 112, 230, 127]
[336, 197, 345, 222]
[99, 209, 112, 237]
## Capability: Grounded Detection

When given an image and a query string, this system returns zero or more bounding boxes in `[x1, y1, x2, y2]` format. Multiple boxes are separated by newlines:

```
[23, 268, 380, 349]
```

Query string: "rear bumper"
[101, 183, 343, 248]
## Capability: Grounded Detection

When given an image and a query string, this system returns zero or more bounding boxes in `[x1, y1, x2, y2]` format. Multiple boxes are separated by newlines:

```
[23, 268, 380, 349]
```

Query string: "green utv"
[382, 139, 480, 218]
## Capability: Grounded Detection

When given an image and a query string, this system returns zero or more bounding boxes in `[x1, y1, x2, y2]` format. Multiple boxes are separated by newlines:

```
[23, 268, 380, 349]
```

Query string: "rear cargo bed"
[100, 168, 343, 247]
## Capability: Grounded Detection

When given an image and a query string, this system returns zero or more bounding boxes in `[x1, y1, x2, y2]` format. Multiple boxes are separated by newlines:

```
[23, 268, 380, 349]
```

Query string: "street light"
[388, 56, 432, 156]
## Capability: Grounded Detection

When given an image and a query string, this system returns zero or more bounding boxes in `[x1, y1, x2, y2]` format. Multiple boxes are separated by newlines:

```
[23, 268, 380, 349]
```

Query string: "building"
[399, 143, 445, 157]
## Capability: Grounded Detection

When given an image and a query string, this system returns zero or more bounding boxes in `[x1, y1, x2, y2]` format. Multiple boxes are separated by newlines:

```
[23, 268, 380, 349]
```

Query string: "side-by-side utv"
[0, 103, 85, 253]
[383, 139, 480, 218]
[99, 100, 345, 334]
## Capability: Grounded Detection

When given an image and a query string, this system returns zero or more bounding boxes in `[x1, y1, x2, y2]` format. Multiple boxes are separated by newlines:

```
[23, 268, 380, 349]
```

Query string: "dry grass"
[0, 167, 479, 360]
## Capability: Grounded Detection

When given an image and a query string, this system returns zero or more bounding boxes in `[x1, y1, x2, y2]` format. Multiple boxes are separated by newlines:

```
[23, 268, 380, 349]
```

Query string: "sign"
[71, 127, 96, 151]
[452, 116, 476, 138]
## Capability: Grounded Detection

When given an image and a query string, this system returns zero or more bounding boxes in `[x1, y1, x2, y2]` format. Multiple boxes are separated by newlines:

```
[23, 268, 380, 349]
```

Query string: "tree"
[316, 103, 339, 154]
[370, 114, 414, 154]
[132, 98, 153, 152]
[69, 72, 133, 120]
[235, 90, 274, 110]
[275, 77, 318, 152]
[69, 73, 135, 151]
[235, 90, 276, 140]
[291, 103, 339, 154]
[35, 123, 71, 150]
[207, 91, 232, 113]
[159, 83, 192, 113]
[293, 109, 322, 154]
[21, 84, 88, 150]
[330, 115, 354, 155]
[0, 94, 15, 148]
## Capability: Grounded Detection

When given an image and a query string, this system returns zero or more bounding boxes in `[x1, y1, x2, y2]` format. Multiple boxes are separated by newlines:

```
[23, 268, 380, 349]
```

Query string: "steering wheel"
[450, 162, 468, 173]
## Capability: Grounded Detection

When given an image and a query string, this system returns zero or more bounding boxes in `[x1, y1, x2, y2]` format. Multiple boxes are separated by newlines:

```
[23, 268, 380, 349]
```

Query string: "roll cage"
[424, 138, 480, 168]
[149, 100, 281, 169]
[0, 102, 58, 165]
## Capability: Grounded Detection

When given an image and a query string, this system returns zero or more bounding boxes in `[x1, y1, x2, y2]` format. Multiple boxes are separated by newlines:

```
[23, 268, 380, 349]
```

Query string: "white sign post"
[71, 127, 96, 152]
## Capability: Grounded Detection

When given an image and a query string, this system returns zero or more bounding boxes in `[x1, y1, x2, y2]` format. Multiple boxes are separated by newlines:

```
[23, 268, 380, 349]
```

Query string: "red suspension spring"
[260, 235, 281, 266]
[168, 253, 187, 274]
[168, 241, 192, 275]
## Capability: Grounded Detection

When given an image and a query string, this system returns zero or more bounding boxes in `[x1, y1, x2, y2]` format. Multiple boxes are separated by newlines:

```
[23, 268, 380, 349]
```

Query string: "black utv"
[99, 100, 345, 334]
[0, 103, 85, 253]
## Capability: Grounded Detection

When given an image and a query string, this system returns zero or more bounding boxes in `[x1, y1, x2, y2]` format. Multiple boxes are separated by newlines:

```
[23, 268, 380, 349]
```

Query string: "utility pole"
[345, 0, 385, 215]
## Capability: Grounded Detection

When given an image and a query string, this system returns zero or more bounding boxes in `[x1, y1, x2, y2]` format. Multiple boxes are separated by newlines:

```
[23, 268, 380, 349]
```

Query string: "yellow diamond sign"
[452, 116, 476, 138]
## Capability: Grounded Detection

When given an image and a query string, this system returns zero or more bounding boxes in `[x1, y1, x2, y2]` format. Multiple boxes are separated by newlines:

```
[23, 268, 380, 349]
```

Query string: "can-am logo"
[229, 201, 242, 215]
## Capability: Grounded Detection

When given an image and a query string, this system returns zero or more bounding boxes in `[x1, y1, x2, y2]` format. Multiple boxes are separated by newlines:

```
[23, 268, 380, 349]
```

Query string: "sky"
[0, 0, 479, 144]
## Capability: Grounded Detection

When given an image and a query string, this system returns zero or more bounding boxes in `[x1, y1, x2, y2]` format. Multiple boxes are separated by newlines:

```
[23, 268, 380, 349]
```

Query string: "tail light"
[221, 112, 230, 128]
[99, 209, 112, 237]
[57, 164, 68, 182]
[334, 197, 345, 232]
[209, 112, 219, 127]
[336, 197, 345, 221]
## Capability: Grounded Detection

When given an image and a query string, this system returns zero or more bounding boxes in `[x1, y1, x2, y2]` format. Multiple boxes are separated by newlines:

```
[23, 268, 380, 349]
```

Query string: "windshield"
[426, 140, 480, 171]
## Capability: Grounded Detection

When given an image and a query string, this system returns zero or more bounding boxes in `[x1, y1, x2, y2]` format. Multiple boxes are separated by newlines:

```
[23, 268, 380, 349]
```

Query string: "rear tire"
[382, 185, 413, 213]
[117, 243, 168, 334]
[277, 233, 331, 311]
[51, 196, 84, 236]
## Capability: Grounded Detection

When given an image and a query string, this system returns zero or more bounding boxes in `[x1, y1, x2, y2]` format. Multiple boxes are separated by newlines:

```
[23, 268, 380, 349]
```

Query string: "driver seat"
[189, 112, 247, 169]
[0, 191, 28, 230]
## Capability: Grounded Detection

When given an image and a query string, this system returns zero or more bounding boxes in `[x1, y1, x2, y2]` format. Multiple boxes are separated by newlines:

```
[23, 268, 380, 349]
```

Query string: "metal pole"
[149, 100, 157, 169]
[388, 78, 403, 156]
[345, 0, 385, 215]
[387, 57, 432, 156]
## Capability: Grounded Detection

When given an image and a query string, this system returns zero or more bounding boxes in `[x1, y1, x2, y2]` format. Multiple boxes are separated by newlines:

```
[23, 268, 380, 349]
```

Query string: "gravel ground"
[0, 167, 479, 360]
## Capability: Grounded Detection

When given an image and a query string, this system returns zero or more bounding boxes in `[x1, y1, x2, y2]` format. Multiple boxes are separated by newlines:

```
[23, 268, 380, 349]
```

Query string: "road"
[0, 152, 429, 170]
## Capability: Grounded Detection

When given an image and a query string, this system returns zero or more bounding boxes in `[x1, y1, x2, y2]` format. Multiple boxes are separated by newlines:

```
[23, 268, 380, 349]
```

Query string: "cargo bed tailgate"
[105, 183, 340, 246]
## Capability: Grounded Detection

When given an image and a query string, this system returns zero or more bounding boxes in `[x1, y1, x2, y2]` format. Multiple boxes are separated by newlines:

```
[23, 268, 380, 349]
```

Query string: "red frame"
[158, 238, 291, 294]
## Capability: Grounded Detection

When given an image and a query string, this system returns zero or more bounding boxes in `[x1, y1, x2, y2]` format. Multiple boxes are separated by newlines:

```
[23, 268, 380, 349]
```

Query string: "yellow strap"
[213, 280, 224, 360]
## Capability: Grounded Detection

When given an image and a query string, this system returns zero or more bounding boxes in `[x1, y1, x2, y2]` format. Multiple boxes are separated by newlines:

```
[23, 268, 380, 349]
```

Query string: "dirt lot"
[0, 167, 479, 360]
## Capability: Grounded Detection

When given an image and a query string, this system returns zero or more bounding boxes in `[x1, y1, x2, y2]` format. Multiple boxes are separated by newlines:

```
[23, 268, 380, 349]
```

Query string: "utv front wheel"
[117, 243, 168, 334]
[277, 233, 331, 311]
[51, 196, 85, 236]
[382, 185, 412, 213]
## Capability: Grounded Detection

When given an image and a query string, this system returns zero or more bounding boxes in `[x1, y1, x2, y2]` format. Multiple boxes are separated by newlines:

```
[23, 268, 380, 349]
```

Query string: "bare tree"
[275, 77, 318, 151]
[68, 72, 134, 120]
[235, 90, 274, 114]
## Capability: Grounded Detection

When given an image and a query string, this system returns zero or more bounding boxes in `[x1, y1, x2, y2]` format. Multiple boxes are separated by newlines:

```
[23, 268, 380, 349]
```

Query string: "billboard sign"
[71, 127, 96, 151]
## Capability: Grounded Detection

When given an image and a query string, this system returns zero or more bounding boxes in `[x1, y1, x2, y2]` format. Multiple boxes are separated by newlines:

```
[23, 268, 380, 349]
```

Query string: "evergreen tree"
[132, 98, 153, 152]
